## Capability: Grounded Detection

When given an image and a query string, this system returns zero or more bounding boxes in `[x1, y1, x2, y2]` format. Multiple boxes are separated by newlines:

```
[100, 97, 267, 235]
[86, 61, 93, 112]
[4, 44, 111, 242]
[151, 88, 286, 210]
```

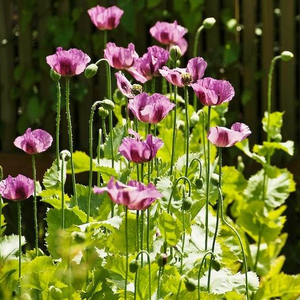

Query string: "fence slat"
[280, 0, 296, 141]
[0, 1, 16, 151]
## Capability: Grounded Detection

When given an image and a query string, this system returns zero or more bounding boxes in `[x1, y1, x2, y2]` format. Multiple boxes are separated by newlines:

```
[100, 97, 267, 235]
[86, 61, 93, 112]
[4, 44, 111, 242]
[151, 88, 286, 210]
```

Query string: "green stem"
[141, 210, 144, 267]
[170, 85, 178, 177]
[0, 196, 2, 238]
[157, 266, 162, 299]
[32, 155, 38, 256]
[184, 86, 190, 177]
[219, 186, 249, 299]
[101, 118, 108, 140]
[197, 251, 215, 300]
[125, 207, 128, 300]
[87, 101, 103, 223]
[176, 279, 183, 300]
[254, 225, 263, 272]
[207, 147, 222, 291]
[56, 81, 61, 170]
[97, 129, 102, 186]
[180, 210, 186, 274]
[136, 210, 139, 251]
[17, 201, 22, 294]
[205, 106, 211, 251]
[200, 111, 207, 167]
[61, 154, 65, 230]
[65, 77, 77, 204]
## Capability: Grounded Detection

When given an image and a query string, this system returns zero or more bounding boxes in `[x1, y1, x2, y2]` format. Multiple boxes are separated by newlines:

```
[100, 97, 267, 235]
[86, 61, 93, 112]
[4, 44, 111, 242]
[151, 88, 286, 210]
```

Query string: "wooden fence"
[0, 0, 299, 155]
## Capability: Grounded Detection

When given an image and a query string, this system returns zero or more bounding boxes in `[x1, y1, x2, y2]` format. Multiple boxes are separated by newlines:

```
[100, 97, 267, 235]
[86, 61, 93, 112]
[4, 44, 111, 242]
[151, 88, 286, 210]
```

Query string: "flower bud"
[237, 156, 245, 173]
[181, 73, 193, 85]
[280, 51, 294, 62]
[71, 231, 86, 243]
[129, 259, 139, 273]
[60, 150, 71, 161]
[50, 69, 61, 82]
[20, 294, 32, 300]
[184, 278, 197, 291]
[98, 107, 109, 118]
[49, 286, 63, 300]
[274, 133, 282, 142]
[131, 84, 143, 96]
[194, 178, 204, 189]
[190, 112, 200, 126]
[101, 99, 115, 111]
[170, 45, 182, 62]
[211, 173, 219, 186]
[203, 17, 216, 29]
[182, 196, 192, 211]
[84, 64, 98, 78]
[158, 253, 168, 267]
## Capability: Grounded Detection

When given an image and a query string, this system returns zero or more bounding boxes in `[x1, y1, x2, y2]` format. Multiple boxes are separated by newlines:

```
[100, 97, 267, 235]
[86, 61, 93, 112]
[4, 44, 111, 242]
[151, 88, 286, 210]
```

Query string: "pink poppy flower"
[191, 77, 235, 106]
[150, 21, 188, 54]
[14, 128, 53, 155]
[119, 129, 163, 163]
[115, 71, 134, 98]
[88, 5, 123, 30]
[128, 93, 175, 124]
[0, 175, 34, 201]
[207, 123, 251, 147]
[104, 42, 138, 70]
[93, 177, 162, 210]
[46, 47, 91, 77]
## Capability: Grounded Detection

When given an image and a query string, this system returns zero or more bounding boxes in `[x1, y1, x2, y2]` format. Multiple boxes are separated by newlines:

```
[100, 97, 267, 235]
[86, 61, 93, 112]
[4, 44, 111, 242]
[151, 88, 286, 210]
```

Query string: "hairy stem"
[32, 155, 38, 255]
[56, 81, 61, 170]
[170, 85, 178, 177]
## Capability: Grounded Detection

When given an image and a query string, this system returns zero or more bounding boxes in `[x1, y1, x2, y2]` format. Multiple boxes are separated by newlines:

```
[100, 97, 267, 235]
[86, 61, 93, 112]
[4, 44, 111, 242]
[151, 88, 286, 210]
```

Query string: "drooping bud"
[181, 72, 193, 85]
[98, 107, 109, 118]
[194, 178, 204, 189]
[184, 278, 197, 291]
[170, 45, 182, 62]
[203, 17, 216, 29]
[71, 231, 86, 243]
[280, 51, 294, 62]
[84, 64, 98, 78]
[49, 286, 63, 300]
[60, 150, 71, 161]
[101, 99, 115, 111]
[50, 69, 61, 82]
[182, 196, 192, 211]
[190, 112, 200, 126]
[129, 259, 139, 273]
[211, 173, 219, 186]
[131, 84, 143, 96]
[158, 253, 168, 267]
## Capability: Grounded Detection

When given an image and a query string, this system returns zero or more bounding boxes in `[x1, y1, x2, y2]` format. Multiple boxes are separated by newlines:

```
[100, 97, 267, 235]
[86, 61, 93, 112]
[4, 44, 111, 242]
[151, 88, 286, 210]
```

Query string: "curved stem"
[87, 101, 103, 223]
[65, 77, 77, 204]
[56, 81, 61, 170]
[17, 201, 22, 294]
[101, 118, 108, 140]
[207, 147, 222, 290]
[189, 158, 203, 178]
[125, 207, 128, 300]
[167, 176, 192, 214]
[218, 186, 249, 299]
[32, 155, 38, 255]
[205, 107, 211, 251]
[134, 250, 152, 300]
[170, 85, 178, 177]
[97, 129, 102, 187]
[198, 251, 215, 300]
[184, 86, 190, 177]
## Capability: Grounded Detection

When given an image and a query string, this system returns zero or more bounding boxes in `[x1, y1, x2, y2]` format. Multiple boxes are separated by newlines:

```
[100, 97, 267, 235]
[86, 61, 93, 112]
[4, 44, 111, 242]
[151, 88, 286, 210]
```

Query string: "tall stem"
[17, 201, 22, 294]
[205, 106, 211, 251]
[65, 77, 77, 204]
[61, 155, 65, 230]
[254, 225, 263, 272]
[32, 155, 38, 255]
[56, 81, 61, 170]
[184, 86, 190, 177]
[180, 210, 186, 274]
[125, 207, 128, 300]
[170, 85, 178, 176]
[97, 129, 102, 186]
[207, 147, 222, 290]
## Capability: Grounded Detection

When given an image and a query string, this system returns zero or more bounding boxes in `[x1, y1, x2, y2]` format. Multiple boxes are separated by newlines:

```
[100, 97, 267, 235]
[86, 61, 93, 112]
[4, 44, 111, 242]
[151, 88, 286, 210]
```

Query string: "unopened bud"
[131, 84, 143, 96]
[211, 173, 219, 186]
[49, 286, 63, 299]
[71, 231, 86, 243]
[280, 51, 294, 62]
[203, 17, 216, 29]
[170, 45, 182, 62]
[181, 73, 193, 85]
[60, 150, 71, 161]
[184, 278, 197, 291]
[129, 259, 139, 273]
[190, 112, 200, 126]
[98, 107, 109, 118]
[194, 178, 204, 189]
[182, 197, 192, 211]
[237, 156, 245, 173]
[274, 133, 282, 142]
[101, 99, 115, 111]
[50, 69, 61, 82]
[84, 64, 98, 78]
[158, 253, 168, 267]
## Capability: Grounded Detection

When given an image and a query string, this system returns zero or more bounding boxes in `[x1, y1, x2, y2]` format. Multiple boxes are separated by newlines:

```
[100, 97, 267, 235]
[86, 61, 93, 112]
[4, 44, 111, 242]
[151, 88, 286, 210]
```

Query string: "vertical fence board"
[243, 0, 258, 143]
[0, 1, 16, 151]
[280, 0, 296, 141]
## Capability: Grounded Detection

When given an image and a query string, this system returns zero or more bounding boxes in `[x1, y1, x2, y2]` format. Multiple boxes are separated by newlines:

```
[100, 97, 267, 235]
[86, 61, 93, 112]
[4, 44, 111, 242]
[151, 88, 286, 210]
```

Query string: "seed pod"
[131, 84, 143, 96]
[129, 259, 139, 273]
[50, 69, 61, 82]
[181, 72, 193, 85]
[84, 64, 98, 78]
[101, 99, 115, 111]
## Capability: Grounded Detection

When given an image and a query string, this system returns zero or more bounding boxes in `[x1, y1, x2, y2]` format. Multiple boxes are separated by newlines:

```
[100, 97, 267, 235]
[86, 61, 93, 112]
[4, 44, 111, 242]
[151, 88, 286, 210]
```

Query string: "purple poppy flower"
[207, 122, 251, 147]
[115, 71, 134, 98]
[14, 128, 53, 155]
[93, 177, 162, 210]
[104, 42, 138, 70]
[191, 77, 235, 106]
[119, 129, 163, 163]
[0, 175, 34, 201]
[128, 93, 175, 124]
[159, 57, 207, 87]
[46, 47, 91, 77]
[150, 21, 188, 54]
[88, 5, 123, 31]
[128, 46, 170, 82]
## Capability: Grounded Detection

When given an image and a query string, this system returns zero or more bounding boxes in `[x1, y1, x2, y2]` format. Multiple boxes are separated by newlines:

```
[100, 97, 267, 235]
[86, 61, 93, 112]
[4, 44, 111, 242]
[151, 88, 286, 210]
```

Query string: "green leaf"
[262, 111, 284, 139]
[104, 125, 127, 160]
[253, 141, 294, 157]
[43, 159, 66, 190]
[0, 234, 26, 262]
[235, 139, 266, 165]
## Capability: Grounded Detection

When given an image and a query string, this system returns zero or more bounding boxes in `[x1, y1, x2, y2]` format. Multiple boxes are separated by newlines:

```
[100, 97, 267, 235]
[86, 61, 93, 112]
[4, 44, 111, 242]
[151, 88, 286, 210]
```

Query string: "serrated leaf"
[43, 159, 66, 190]
[0, 234, 26, 261]
[104, 125, 127, 160]
[262, 111, 284, 139]
[253, 141, 294, 157]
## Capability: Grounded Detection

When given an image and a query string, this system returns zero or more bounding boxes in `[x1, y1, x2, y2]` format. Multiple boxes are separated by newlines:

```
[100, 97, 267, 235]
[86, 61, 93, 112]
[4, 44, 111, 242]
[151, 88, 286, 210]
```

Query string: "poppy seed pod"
[131, 84, 144, 96]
